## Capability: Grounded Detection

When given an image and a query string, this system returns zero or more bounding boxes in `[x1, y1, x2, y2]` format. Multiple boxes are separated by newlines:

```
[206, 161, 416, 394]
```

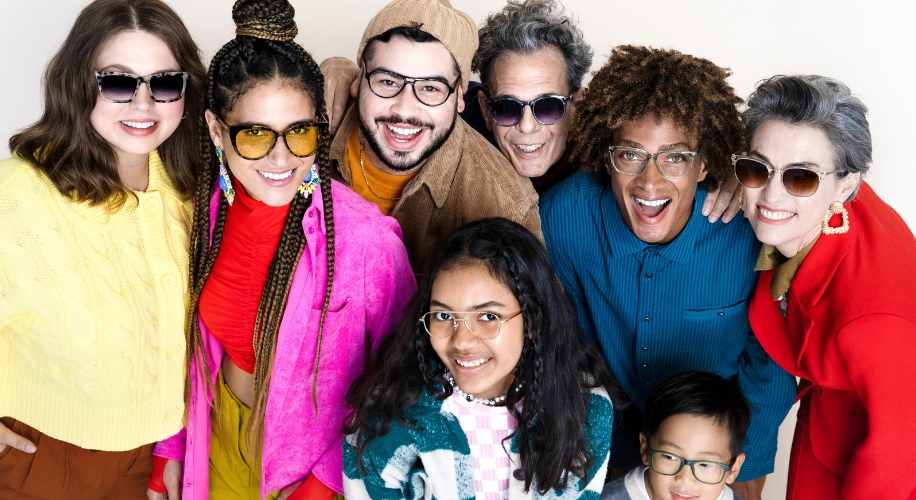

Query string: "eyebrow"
[369, 66, 453, 84]
[656, 440, 725, 460]
[429, 300, 509, 310]
[749, 150, 822, 170]
[615, 140, 692, 152]
[228, 119, 318, 129]
[98, 64, 182, 75]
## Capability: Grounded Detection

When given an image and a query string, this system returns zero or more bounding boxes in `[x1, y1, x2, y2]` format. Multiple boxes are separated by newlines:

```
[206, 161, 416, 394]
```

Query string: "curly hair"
[472, 0, 592, 97]
[186, 0, 335, 452]
[345, 218, 624, 494]
[573, 45, 743, 191]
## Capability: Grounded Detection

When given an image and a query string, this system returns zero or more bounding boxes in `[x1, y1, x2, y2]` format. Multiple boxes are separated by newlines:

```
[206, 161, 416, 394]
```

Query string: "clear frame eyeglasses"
[419, 311, 522, 340]
[608, 146, 698, 179]
[364, 68, 458, 107]
[647, 449, 732, 485]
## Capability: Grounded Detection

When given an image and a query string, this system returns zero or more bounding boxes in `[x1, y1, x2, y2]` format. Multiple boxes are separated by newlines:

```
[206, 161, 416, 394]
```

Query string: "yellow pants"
[209, 370, 279, 500]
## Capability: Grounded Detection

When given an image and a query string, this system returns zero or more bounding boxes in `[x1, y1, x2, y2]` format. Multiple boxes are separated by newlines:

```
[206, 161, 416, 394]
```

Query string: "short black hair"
[643, 372, 751, 459]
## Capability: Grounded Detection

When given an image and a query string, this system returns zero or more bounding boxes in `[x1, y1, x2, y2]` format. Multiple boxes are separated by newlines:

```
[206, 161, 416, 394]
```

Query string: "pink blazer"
[154, 179, 416, 498]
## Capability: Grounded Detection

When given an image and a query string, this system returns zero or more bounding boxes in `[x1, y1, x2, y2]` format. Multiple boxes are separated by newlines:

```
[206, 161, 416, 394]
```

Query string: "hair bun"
[232, 0, 298, 42]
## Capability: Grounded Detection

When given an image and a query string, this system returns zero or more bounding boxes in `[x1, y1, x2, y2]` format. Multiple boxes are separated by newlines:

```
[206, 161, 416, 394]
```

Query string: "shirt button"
[309, 210, 316, 218]
[161, 274, 177, 289]
[146, 198, 161, 213]
[717, 311, 725, 316]
[641, 347, 648, 351]
[166, 408, 182, 420]
[643, 317, 650, 323]
[308, 227, 315, 234]
[645, 273, 653, 279]
[641, 364, 647, 367]
[167, 344, 183, 359]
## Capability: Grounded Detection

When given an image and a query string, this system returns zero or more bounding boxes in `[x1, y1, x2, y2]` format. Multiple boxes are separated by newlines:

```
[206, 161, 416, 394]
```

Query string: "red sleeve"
[147, 455, 169, 494]
[837, 314, 916, 499]
[287, 474, 338, 500]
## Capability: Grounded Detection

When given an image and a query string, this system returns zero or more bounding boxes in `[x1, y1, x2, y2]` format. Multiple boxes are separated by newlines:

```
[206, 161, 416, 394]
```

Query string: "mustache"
[374, 115, 435, 130]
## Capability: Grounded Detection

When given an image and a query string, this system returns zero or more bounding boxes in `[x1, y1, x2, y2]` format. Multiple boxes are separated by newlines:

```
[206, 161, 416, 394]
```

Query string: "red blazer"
[750, 182, 916, 500]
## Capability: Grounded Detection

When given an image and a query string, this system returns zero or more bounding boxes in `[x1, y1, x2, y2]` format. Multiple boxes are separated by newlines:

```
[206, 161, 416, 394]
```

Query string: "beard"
[358, 104, 457, 173]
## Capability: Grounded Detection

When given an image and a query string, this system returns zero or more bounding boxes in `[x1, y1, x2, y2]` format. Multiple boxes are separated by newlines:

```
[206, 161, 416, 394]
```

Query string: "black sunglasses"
[219, 117, 327, 160]
[485, 94, 573, 127]
[95, 72, 189, 103]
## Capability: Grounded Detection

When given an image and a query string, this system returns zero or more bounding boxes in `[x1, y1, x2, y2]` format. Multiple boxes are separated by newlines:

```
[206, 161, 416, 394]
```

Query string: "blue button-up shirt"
[540, 173, 795, 480]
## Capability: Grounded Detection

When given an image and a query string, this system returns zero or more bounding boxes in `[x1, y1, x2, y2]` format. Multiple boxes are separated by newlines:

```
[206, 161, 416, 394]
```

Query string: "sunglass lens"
[531, 97, 566, 125]
[783, 168, 820, 196]
[149, 74, 186, 102]
[99, 74, 138, 102]
[734, 158, 769, 188]
[235, 128, 277, 159]
[285, 125, 320, 157]
[489, 99, 524, 126]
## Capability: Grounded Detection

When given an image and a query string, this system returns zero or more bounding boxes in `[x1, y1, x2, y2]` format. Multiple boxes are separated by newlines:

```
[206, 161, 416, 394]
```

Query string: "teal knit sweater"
[343, 385, 613, 499]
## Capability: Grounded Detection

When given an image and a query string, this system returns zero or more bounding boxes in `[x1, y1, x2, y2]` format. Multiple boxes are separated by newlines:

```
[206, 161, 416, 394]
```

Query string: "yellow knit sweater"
[0, 152, 191, 451]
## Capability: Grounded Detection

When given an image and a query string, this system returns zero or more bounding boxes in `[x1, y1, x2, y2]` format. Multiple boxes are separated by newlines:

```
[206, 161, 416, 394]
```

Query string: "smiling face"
[90, 30, 185, 169]
[428, 263, 524, 401]
[607, 113, 708, 244]
[479, 47, 575, 178]
[640, 414, 744, 500]
[742, 120, 859, 258]
[206, 80, 317, 207]
[357, 36, 464, 174]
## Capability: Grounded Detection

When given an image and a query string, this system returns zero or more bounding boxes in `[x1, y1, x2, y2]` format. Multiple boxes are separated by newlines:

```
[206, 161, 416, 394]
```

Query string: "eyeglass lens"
[422, 312, 504, 340]
[734, 157, 821, 197]
[98, 73, 187, 103]
[231, 124, 321, 160]
[366, 71, 452, 106]
[488, 96, 567, 127]
[611, 147, 694, 178]
[650, 451, 727, 484]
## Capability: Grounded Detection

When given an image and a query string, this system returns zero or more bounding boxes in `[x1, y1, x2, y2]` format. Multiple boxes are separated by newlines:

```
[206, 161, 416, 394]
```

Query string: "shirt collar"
[755, 235, 820, 300]
[602, 187, 707, 264]
[330, 104, 465, 209]
[80, 150, 175, 227]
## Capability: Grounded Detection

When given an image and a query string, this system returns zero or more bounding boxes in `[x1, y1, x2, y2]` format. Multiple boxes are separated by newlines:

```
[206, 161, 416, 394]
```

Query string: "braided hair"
[344, 218, 623, 494]
[185, 0, 335, 451]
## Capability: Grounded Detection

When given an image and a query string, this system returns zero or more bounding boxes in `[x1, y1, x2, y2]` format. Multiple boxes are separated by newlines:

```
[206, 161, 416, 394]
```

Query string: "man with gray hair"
[465, 0, 590, 192]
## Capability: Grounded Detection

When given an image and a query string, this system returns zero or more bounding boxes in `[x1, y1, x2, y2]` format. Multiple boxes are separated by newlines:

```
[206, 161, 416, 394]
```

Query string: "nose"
[516, 104, 540, 134]
[267, 134, 294, 167]
[636, 156, 667, 192]
[129, 82, 153, 110]
[389, 82, 423, 117]
[450, 317, 479, 350]
[675, 463, 699, 486]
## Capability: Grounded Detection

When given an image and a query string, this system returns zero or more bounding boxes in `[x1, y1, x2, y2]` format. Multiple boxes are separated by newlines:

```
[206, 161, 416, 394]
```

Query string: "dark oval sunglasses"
[732, 154, 847, 197]
[95, 72, 188, 103]
[485, 94, 573, 127]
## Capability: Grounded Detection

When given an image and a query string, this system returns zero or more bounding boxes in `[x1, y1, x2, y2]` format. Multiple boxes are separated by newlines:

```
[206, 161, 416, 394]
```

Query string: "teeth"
[759, 207, 795, 221]
[123, 121, 155, 129]
[517, 144, 543, 153]
[636, 198, 669, 207]
[258, 170, 293, 181]
[388, 125, 421, 135]
[455, 358, 488, 368]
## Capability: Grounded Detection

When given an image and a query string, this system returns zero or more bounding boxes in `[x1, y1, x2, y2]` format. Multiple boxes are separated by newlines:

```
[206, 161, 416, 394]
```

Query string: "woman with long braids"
[0, 0, 205, 498]
[149, 1, 415, 499]
[343, 217, 620, 499]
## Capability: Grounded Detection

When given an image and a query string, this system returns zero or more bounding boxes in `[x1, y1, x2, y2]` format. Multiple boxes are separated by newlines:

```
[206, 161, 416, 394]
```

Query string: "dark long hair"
[185, 0, 334, 451]
[345, 217, 621, 494]
[9, 0, 205, 207]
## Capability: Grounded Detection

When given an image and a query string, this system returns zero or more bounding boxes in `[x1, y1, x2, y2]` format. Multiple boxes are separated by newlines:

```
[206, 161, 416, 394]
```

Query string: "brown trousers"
[0, 417, 153, 500]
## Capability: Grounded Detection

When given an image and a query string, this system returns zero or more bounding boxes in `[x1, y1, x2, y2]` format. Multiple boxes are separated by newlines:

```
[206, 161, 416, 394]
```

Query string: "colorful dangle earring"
[298, 163, 322, 199]
[216, 147, 235, 206]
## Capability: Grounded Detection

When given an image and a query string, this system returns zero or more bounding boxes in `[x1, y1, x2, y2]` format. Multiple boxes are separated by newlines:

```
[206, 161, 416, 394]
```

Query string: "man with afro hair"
[539, 45, 796, 499]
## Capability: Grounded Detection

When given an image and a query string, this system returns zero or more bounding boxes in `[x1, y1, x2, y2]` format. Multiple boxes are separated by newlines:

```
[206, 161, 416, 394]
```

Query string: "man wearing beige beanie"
[326, 0, 541, 274]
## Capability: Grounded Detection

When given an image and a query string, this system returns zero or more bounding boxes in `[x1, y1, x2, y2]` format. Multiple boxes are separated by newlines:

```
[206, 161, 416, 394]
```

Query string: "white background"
[2, 1, 915, 497]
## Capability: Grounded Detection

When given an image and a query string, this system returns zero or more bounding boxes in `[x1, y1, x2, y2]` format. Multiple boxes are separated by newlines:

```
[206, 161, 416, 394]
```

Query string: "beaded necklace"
[445, 372, 519, 407]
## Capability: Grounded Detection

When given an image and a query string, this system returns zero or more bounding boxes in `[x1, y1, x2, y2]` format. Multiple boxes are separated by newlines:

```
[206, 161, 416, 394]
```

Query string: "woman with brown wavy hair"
[0, 0, 205, 498]
[148, 1, 416, 499]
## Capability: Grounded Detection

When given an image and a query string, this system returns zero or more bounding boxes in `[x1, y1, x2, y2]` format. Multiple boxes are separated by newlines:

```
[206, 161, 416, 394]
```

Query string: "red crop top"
[198, 182, 290, 374]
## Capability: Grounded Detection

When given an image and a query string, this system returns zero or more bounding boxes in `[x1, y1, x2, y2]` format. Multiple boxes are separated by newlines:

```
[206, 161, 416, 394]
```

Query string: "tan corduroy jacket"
[329, 105, 542, 274]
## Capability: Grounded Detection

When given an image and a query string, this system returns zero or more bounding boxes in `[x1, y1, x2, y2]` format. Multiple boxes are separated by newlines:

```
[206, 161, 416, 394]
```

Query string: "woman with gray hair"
[736, 75, 916, 499]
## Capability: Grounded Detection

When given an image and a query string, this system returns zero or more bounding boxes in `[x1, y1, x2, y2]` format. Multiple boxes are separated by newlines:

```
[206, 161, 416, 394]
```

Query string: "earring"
[737, 190, 744, 212]
[216, 147, 235, 206]
[298, 163, 322, 199]
[821, 201, 849, 235]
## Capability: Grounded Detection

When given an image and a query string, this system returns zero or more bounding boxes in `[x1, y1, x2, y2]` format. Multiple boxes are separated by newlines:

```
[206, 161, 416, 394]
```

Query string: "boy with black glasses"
[602, 372, 750, 500]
